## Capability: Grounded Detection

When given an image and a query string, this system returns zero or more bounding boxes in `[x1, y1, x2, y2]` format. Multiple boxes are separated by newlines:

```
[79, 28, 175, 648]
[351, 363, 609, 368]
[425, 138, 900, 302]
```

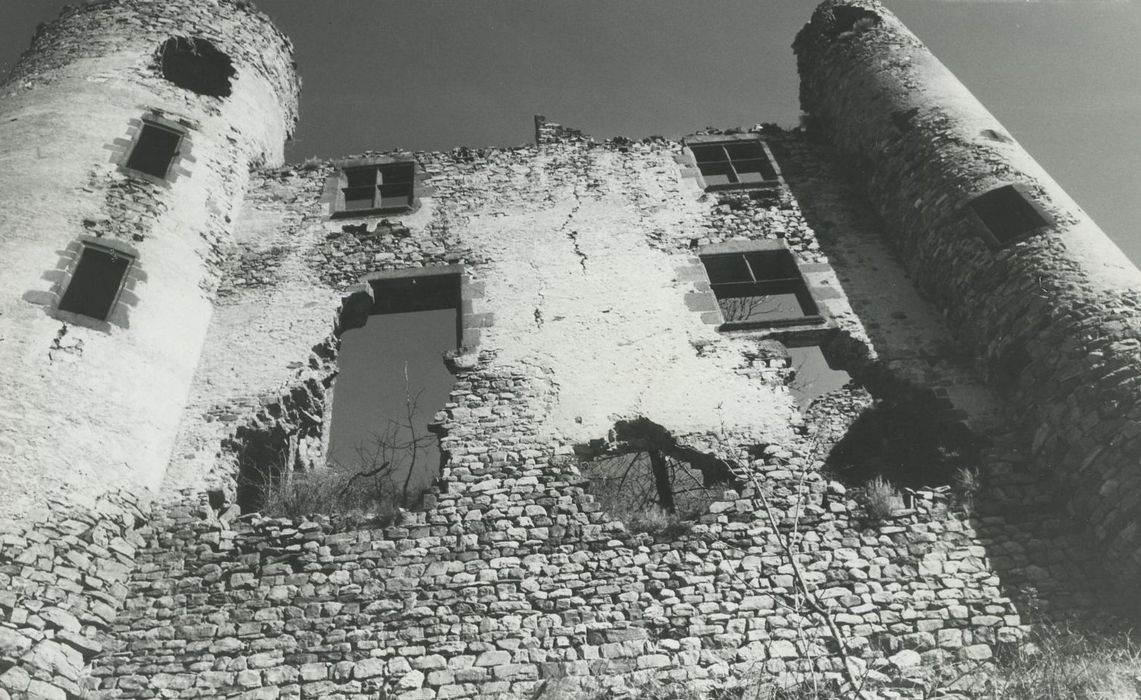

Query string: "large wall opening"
[158, 37, 235, 98]
[579, 418, 739, 536]
[325, 271, 461, 515]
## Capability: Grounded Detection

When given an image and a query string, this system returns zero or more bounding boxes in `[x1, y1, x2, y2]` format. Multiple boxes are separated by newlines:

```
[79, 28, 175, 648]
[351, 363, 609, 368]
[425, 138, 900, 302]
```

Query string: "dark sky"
[3, 1, 1137, 263]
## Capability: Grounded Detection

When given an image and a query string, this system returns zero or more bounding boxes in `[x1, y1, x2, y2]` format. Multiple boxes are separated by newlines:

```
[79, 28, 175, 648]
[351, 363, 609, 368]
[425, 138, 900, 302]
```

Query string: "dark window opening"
[325, 273, 461, 515]
[969, 184, 1052, 245]
[159, 37, 235, 98]
[126, 123, 182, 179]
[340, 162, 415, 214]
[701, 249, 821, 328]
[690, 140, 779, 190]
[58, 246, 131, 321]
[582, 452, 726, 521]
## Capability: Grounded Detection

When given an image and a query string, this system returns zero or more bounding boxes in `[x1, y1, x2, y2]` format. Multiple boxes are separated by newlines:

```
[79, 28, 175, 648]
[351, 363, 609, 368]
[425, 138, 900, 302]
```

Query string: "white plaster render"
[0, 34, 292, 521]
[462, 151, 801, 446]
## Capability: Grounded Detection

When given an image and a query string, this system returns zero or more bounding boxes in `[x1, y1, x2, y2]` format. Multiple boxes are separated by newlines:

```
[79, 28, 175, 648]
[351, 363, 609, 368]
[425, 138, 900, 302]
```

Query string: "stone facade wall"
[0, 2, 1130, 698]
[794, 0, 1141, 594]
[86, 129, 1111, 698]
[0, 495, 147, 700]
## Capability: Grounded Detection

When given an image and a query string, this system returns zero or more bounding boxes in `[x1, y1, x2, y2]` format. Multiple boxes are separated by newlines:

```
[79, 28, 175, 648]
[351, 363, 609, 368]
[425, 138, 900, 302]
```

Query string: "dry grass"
[864, 475, 900, 520]
[626, 505, 694, 539]
[259, 466, 402, 522]
[988, 624, 1141, 699]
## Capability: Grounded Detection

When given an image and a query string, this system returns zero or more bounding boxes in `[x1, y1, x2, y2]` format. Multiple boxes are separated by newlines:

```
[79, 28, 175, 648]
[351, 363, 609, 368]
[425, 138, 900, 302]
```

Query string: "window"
[701, 249, 821, 328]
[968, 184, 1052, 246]
[58, 245, 133, 321]
[126, 122, 183, 179]
[338, 162, 415, 215]
[690, 139, 779, 190]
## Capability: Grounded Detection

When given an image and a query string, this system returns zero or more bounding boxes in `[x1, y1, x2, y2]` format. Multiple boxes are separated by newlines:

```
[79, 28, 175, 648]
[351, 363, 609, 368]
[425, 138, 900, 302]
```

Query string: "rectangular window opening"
[969, 184, 1052, 245]
[338, 161, 416, 215]
[126, 123, 182, 179]
[690, 139, 780, 191]
[701, 249, 820, 328]
[58, 246, 132, 321]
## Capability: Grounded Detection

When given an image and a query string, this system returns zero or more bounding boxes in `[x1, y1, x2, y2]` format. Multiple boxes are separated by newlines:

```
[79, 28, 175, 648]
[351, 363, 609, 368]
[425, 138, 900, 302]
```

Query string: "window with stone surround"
[57, 244, 134, 321]
[968, 184, 1053, 247]
[125, 121, 184, 180]
[689, 139, 780, 191]
[335, 161, 416, 216]
[701, 248, 821, 328]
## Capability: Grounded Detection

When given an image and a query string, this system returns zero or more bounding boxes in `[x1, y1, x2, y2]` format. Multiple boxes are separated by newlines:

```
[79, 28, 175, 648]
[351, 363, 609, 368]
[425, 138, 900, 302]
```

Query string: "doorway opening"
[325, 272, 461, 516]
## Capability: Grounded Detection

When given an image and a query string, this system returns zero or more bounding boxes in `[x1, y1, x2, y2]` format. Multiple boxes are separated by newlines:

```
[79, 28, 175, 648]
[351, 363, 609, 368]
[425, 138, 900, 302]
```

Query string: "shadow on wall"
[824, 392, 981, 490]
[771, 131, 1118, 618]
[576, 417, 739, 536]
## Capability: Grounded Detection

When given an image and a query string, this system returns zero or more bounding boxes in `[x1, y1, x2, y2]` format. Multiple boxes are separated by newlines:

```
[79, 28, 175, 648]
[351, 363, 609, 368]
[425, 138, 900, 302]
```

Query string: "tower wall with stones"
[0, 0, 299, 523]
[0, 1, 298, 697]
[795, 0, 1141, 595]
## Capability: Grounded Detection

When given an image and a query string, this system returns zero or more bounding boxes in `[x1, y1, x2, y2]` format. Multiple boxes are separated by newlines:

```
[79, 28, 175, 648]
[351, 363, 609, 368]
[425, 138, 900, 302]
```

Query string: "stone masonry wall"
[74, 125, 1122, 698]
[795, 0, 1141, 596]
[1, 2, 1127, 695]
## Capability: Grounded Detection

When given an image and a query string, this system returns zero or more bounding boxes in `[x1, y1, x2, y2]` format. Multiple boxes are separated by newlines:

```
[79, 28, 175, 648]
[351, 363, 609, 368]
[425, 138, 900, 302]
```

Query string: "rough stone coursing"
[795, 0, 1141, 594]
[87, 127, 1116, 698]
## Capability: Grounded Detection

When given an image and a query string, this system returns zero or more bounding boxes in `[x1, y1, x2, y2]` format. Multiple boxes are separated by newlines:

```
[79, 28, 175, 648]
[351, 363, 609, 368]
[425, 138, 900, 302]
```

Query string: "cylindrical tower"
[796, 0, 1141, 596]
[0, 0, 299, 521]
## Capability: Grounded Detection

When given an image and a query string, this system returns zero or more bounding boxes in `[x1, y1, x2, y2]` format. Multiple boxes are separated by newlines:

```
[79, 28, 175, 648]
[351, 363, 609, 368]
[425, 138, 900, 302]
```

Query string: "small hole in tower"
[159, 37, 235, 98]
[831, 6, 881, 36]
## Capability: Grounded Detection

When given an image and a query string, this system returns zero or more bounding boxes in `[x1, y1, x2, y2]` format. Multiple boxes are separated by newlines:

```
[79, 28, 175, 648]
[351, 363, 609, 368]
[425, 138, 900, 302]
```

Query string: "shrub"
[864, 476, 900, 520]
[952, 465, 980, 515]
[298, 155, 324, 172]
[258, 465, 403, 522]
[627, 505, 694, 539]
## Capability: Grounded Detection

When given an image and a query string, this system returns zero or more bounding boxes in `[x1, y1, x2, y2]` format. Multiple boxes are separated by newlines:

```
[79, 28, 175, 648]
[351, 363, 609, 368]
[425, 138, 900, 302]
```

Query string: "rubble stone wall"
[794, 0, 1141, 593]
[0, 1, 297, 696]
[89, 130, 1088, 699]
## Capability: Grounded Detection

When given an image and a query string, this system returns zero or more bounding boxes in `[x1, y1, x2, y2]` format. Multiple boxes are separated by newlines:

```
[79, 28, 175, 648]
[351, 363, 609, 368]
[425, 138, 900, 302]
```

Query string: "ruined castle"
[1, 0, 1139, 698]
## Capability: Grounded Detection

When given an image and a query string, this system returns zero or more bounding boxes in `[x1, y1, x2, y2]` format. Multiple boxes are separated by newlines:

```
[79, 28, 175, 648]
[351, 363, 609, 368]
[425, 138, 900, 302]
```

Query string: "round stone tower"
[796, 0, 1141, 597]
[0, 0, 299, 521]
